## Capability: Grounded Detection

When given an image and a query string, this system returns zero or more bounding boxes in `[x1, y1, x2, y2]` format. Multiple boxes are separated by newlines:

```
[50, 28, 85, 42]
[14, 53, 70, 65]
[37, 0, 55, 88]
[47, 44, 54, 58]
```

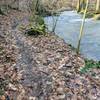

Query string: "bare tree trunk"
[52, 16, 59, 33]
[77, 0, 81, 12]
[96, 0, 100, 13]
[77, 0, 87, 13]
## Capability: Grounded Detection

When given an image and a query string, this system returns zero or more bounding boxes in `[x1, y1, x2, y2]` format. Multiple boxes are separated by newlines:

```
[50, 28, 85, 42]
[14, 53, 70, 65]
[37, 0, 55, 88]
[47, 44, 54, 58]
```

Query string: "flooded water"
[44, 11, 100, 61]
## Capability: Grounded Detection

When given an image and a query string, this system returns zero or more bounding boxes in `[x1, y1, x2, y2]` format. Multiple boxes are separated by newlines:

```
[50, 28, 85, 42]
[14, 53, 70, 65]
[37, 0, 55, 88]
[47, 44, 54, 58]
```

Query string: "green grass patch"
[80, 59, 100, 73]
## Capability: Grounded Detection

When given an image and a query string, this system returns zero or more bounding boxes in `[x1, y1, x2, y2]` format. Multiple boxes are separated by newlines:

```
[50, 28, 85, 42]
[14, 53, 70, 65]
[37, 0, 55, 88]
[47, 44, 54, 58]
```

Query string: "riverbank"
[45, 10, 100, 61]
[0, 10, 100, 100]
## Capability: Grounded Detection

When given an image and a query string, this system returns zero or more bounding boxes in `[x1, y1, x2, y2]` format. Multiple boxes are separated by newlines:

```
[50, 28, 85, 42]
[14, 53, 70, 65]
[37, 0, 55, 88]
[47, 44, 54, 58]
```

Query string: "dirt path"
[10, 16, 67, 99]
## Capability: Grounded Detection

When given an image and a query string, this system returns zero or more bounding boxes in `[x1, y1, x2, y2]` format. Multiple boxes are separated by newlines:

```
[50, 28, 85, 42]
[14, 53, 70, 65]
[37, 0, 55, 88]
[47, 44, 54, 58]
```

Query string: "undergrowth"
[80, 59, 100, 73]
[25, 15, 47, 37]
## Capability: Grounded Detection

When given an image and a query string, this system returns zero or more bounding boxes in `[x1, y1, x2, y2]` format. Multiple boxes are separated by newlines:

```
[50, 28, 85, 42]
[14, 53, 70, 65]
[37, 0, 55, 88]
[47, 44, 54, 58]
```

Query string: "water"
[44, 11, 100, 61]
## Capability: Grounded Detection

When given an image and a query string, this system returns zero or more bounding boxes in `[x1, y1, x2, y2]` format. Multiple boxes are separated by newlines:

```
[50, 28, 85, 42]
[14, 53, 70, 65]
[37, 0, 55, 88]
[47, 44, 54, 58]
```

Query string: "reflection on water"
[44, 11, 100, 61]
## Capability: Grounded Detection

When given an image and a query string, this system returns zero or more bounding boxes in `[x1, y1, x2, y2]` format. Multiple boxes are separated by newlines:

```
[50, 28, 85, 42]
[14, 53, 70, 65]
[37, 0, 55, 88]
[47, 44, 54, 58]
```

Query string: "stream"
[44, 11, 100, 61]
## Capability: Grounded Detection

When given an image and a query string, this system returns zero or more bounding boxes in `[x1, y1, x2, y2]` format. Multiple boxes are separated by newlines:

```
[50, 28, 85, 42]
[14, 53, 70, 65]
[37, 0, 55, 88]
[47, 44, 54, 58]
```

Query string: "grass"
[80, 59, 100, 73]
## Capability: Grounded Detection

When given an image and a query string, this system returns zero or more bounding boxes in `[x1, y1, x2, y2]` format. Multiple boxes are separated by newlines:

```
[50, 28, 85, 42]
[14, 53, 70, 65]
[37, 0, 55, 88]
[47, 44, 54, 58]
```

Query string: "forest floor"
[0, 10, 100, 100]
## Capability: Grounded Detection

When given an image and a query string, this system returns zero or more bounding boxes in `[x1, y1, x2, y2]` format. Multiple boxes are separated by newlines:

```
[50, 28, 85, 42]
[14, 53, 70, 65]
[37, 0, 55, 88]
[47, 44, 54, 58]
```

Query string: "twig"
[87, 75, 100, 88]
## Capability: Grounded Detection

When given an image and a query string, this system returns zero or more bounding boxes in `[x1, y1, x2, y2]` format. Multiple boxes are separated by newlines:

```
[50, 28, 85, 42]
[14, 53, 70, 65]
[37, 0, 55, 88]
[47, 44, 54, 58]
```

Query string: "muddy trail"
[0, 10, 100, 100]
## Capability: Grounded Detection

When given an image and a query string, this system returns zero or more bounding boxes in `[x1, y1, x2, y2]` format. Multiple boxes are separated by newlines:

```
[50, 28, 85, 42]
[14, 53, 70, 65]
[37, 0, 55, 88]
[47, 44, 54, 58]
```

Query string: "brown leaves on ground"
[0, 10, 100, 100]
